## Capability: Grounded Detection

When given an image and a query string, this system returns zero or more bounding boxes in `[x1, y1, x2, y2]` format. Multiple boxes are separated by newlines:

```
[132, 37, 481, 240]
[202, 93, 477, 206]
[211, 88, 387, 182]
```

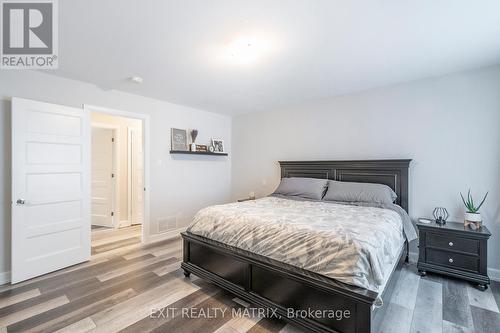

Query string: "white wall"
[232, 66, 500, 272]
[0, 70, 231, 281]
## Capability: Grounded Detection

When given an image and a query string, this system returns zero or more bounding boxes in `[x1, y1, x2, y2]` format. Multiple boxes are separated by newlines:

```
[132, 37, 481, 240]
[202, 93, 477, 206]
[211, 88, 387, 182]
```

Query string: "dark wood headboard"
[279, 159, 411, 212]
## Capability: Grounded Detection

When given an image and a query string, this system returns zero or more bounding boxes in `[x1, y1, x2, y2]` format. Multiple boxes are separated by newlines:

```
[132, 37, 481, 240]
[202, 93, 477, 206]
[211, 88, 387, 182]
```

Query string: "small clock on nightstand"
[416, 220, 491, 290]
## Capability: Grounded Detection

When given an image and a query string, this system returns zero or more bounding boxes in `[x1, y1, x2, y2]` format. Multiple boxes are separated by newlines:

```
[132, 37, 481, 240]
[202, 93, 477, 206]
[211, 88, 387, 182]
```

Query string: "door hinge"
[111, 212, 114, 216]
[112, 137, 115, 143]
[111, 173, 115, 178]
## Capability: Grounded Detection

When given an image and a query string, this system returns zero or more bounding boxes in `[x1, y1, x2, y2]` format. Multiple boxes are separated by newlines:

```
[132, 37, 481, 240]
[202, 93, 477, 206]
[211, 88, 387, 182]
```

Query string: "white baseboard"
[408, 251, 418, 264]
[143, 227, 186, 244]
[117, 220, 131, 228]
[0, 271, 11, 286]
[488, 268, 500, 282]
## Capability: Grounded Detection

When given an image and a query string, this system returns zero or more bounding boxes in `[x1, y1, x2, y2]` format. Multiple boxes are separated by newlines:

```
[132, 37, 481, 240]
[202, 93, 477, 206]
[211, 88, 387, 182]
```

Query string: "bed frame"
[181, 159, 412, 333]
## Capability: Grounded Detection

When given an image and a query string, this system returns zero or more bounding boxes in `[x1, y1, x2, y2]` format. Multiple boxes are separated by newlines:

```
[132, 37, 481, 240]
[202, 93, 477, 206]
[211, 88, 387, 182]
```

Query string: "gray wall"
[232, 66, 500, 274]
[0, 70, 232, 280]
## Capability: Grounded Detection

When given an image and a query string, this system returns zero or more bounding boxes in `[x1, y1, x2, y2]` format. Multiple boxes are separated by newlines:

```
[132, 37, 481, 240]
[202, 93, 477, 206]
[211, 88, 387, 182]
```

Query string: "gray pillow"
[273, 177, 328, 200]
[323, 180, 397, 204]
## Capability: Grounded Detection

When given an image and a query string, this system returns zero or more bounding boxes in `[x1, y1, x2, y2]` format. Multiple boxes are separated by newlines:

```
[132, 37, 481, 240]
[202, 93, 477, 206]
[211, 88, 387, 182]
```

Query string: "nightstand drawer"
[426, 233, 479, 254]
[426, 248, 479, 273]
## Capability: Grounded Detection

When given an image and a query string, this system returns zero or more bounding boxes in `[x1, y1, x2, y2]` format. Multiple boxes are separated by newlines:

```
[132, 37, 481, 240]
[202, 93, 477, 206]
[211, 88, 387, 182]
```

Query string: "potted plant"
[460, 189, 488, 229]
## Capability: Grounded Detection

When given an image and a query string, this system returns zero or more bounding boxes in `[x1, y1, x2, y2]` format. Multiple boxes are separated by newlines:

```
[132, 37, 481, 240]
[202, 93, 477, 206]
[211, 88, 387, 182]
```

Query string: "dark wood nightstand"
[417, 221, 491, 290]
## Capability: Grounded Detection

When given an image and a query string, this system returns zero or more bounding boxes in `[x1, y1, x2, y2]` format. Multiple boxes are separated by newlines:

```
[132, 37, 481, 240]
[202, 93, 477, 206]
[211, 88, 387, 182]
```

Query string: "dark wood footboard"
[181, 232, 407, 333]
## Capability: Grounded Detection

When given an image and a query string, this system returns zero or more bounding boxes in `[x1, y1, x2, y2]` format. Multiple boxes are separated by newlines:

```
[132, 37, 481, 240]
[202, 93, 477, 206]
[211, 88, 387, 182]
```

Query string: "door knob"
[16, 199, 25, 205]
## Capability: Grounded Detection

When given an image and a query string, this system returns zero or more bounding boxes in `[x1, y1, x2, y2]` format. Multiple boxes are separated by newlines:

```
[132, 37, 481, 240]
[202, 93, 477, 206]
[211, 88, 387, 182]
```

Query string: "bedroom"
[0, 1, 499, 332]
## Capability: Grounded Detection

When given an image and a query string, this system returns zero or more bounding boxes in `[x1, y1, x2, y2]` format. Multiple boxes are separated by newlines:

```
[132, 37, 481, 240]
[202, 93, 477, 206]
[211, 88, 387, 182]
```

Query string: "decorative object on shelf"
[190, 129, 198, 152]
[461, 189, 488, 230]
[433, 207, 449, 225]
[171, 128, 188, 151]
[195, 144, 208, 152]
[212, 138, 224, 153]
[418, 218, 432, 224]
[208, 146, 215, 152]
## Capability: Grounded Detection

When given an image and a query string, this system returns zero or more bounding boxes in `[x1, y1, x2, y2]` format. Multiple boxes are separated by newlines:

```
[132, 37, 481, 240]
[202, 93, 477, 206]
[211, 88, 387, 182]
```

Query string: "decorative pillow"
[273, 177, 328, 200]
[323, 180, 397, 204]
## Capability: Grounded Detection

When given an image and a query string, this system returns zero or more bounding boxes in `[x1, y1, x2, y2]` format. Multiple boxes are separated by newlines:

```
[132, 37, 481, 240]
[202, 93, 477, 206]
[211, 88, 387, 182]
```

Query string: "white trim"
[84, 105, 150, 244]
[408, 251, 418, 264]
[0, 271, 11, 285]
[127, 126, 142, 226]
[488, 268, 500, 282]
[118, 220, 131, 228]
[91, 123, 120, 228]
[143, 227, 186, 244]
[128, 127, 132, 223]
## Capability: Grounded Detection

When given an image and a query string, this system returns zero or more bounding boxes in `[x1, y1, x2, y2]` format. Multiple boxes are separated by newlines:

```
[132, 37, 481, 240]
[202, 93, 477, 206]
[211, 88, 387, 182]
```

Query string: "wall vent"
[157, 216, 177, 233]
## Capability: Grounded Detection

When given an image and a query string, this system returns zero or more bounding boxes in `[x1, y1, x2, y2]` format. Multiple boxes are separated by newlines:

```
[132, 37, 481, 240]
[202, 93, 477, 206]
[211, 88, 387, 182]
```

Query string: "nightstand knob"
[449, 258, 454, 263]
[449, 242, 454, 247]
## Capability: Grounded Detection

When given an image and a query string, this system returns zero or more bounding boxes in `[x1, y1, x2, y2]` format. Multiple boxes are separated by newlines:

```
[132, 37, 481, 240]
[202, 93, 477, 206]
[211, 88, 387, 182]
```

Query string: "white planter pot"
[465, 212, 482, 222]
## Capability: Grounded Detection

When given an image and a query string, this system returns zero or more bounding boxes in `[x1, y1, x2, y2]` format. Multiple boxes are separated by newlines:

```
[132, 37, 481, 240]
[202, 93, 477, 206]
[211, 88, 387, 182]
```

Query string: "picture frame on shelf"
[195, 144, 208, 152]
[171, 128, 188, 151]
[212, 138, 224, 153]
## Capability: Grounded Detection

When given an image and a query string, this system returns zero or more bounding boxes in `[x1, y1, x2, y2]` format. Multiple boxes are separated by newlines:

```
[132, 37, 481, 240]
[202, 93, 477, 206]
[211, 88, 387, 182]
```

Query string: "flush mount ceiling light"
[129, 76, 144, 84]
[226, 36, 272, 65]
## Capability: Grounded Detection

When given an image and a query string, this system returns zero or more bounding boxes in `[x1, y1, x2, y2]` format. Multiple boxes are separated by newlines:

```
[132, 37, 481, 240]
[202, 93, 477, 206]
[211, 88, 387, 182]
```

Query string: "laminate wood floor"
[1, 228, 499, 333]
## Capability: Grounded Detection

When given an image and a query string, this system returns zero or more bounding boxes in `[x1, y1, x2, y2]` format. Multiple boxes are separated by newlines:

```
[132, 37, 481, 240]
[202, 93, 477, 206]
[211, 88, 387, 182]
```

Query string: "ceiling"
[52, 0, 500, 115]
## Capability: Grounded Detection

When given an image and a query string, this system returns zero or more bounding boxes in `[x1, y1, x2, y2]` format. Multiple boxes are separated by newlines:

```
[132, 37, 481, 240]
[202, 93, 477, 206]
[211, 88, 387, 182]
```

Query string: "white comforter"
[187, 197, 405, 292]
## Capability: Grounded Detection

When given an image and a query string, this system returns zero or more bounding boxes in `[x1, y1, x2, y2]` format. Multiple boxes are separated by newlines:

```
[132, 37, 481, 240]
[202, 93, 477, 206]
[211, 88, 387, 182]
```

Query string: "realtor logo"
[1, 0, 58, 69]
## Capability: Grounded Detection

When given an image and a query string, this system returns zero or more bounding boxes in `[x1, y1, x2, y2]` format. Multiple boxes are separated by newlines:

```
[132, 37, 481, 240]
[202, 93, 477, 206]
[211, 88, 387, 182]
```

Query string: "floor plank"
[377, 302, 413, 333]
[147, 291, 239, 333]
[278, 324, 306, 333]
[466, 284, 499, 313]
[246, 318, 287, 333]
[21, 289, 137, 333]
[54, 317, 97, 333]
[119, 281, 221, 333]
[442, 278, 473, 329]
[442, 320, 473, 333]
[390, 265, 420, 311]
[96, 255, 178, 282]
[470, 305, 500, 333]
[490, 280, 500, 309]
[409, 278, 442, 333]
[0, 295, 69, 328]
[91, 237, 142, 255]
[0, 289, 41, 309]
[89, 275, 199, 332]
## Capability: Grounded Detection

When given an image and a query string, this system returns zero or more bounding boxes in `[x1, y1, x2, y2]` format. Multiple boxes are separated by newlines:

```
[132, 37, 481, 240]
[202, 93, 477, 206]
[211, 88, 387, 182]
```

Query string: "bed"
[181, 159, 412, 333]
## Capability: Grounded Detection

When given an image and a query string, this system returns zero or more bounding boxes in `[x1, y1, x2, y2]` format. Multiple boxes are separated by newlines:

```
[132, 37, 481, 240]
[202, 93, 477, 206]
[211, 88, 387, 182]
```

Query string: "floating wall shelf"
[170, 150, 228, 156]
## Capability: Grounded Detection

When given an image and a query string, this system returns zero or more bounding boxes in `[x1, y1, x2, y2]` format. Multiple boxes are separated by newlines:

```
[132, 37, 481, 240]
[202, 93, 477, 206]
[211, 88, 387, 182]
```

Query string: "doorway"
[11, 98, 150, 284]
[90, 111, 145, 251]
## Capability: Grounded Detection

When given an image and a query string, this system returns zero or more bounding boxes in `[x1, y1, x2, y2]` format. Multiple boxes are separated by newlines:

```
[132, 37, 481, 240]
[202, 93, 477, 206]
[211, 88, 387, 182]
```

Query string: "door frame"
[91, 123, 119, 228]
[84, 105, 150, 243]
[127, 126, 143, 226]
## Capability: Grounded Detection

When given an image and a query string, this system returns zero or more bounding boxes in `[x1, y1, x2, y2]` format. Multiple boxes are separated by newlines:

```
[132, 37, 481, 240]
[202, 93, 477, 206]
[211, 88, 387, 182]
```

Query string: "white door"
[11, 97, 90, 284]
[91, 127, 114, 227]
[129, 128, 144, 225]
